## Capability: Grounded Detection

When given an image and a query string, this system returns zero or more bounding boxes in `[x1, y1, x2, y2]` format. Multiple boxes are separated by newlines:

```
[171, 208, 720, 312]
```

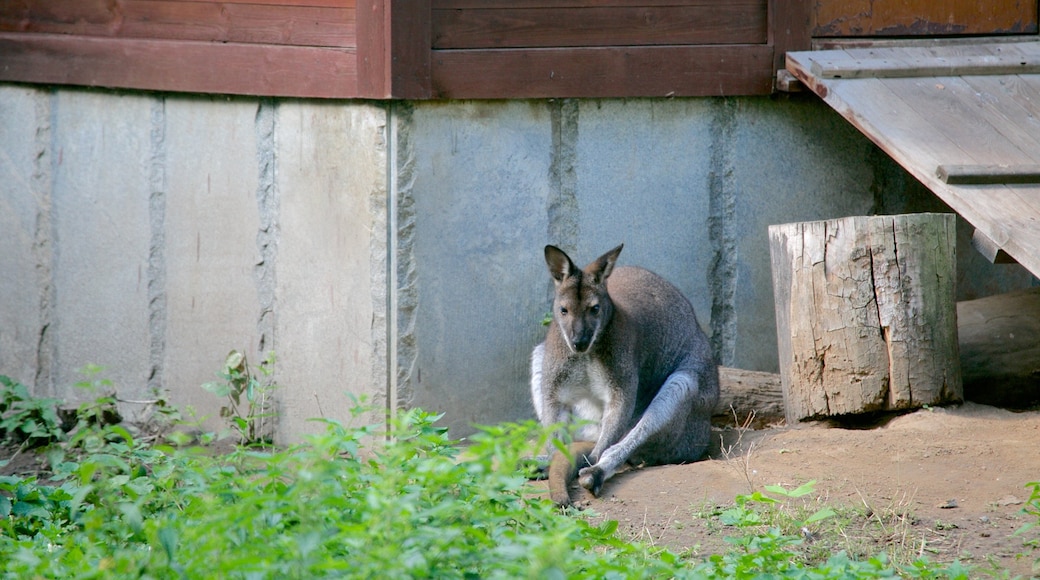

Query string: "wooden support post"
[769, 214, 962, 422]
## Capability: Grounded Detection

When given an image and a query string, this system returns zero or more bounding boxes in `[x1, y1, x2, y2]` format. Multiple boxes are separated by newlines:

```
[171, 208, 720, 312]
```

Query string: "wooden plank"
[431, 2, 766, 49]
[0, 32, 358, 98]
[431, 45, 775, 98]
[810, 54, 1040, 79]
[356, 0, 431, 98]
[937, 165, 1040, 185]
[770, 0, 812, 77]
[786, 49, 1040, 277]
[814, 0, 1037, 37]
[813, 35, 1040, 51]
[0, 1, 355, 48]
[881, 77, 1038, 168]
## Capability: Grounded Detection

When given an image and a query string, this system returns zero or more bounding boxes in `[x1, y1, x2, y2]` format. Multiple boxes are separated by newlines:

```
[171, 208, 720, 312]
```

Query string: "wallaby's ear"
[545, 245, 579, 284]
[586, 244, 624, 284]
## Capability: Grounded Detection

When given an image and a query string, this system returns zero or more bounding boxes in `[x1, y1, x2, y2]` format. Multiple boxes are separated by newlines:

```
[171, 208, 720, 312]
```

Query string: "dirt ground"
[540, 402, 1040, 577]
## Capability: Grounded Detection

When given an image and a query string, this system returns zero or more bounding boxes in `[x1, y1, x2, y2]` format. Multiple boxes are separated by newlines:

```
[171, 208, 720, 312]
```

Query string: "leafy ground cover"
[0, 374, 1033, 578]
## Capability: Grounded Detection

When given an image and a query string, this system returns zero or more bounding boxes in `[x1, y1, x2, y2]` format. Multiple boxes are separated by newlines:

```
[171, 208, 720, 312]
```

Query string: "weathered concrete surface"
[0, 84, 1034, 441]
[161, 96, 265, 431]
[0, 86, 48, 392]
[50, 91, 155, 410]
[729, 96, 881, 372]
[274, 101, 389, 438]
[401, 101, 553, 430]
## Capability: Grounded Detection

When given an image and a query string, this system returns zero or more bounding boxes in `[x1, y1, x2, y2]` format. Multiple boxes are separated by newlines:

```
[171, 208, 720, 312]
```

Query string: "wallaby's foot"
[577, 465, 606, 497]
[549, 486, 572, 507]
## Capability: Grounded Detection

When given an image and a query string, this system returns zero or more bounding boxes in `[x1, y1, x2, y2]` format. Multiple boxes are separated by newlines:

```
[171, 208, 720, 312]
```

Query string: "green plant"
[0, 375, 65, 448]
[1015, 480, 1040, 572]
[0, 386, 990, 580]
[202, 350, 278, 445]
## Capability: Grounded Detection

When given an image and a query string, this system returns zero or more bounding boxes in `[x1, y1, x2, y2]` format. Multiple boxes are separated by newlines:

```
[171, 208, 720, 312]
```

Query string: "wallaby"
[531, 244, 719, 507]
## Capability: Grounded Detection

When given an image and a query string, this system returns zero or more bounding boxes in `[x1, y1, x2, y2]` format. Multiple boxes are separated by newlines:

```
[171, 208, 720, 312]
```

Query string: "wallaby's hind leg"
[578, 369, 707, 496]
[547, 440, 596, 507]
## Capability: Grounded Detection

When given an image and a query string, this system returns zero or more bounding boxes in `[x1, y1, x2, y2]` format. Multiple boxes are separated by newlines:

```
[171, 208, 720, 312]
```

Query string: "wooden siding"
[0, 33, 358, 98]
[431, 45, 775, 98]
[0, 0, 355, 47]
[814, 0, 1038, 37]
[0, 0, 802, 98]
[431, 1, 767, 49]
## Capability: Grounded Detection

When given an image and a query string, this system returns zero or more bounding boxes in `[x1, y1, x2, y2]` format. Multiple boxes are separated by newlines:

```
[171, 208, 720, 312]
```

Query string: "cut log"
[958, 287, 1040, 409]
[713, 367, 785, 428]
[769, 213, 963, 423]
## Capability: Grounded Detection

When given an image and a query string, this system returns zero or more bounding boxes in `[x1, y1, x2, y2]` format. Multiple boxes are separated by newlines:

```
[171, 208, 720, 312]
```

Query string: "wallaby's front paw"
[577, 465, 605, 497]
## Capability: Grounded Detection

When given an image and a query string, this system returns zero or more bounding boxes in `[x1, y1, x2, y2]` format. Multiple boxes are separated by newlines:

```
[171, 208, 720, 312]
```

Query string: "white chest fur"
[554, 358, 613, 437]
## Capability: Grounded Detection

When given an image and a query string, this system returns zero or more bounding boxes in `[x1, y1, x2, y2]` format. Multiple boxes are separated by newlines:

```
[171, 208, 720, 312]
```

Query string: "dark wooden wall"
[814, 0, 1038, 37]
[0, 0, 1035, 99]
[0, 0, 812, 98]
[0, 0, 359, 98]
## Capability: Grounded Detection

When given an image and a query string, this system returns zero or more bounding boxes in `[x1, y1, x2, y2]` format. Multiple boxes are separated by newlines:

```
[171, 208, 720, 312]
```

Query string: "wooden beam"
[971, 229, 1018, 264]
[810, 53, 1040, 79]
[356, 0, 431, 99]
[0, 32, 358, 98]
[936, 164, 1040, 185]
[770, 0, 811, 81]
[713, 367, 785, 428]
[431, 45, 775, 98]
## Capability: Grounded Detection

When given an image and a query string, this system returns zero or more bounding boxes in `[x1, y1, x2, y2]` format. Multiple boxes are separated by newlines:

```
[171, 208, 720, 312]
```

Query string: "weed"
[718, 407, 758, 493]
[0, 377, 989, 579]
[201, 350, 278, 446]
[0, 376, 64, 449]
[1014, 480, 1040, 572]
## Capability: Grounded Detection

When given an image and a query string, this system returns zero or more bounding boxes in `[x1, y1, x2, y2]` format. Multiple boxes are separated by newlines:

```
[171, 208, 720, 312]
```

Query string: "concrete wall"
[0, 87, 389, 439]
[1, 85, 1034, 439]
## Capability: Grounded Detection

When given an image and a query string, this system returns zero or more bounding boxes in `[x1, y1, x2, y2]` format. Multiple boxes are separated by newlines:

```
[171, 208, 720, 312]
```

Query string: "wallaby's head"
[544, 244, 623, 354]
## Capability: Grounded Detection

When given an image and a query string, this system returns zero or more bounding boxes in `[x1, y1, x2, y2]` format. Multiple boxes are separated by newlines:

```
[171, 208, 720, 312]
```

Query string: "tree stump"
[769, 213, 962, 423]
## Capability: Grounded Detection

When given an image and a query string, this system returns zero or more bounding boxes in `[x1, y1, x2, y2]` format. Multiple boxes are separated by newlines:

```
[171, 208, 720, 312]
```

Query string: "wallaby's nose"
[572, 337, 591, 353]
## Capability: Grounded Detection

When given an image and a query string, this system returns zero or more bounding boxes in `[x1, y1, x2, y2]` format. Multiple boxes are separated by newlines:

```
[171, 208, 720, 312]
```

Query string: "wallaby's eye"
[590, 304, 600, 314]
[560, 306, 568, 316]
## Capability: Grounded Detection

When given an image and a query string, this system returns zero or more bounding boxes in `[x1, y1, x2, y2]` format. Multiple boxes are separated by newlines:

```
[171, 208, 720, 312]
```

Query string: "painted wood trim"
[0, 32, 358, 98]
[356, 0, 431, 98]
[430, 45, 775, 98]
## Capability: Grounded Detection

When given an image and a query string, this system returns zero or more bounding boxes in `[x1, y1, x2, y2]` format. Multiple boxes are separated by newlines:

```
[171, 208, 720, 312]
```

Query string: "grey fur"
[531, 244, 720, 501]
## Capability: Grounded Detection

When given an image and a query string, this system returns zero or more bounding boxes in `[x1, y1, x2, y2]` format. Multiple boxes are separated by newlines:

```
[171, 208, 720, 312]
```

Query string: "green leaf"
[201, 381, 231, 397]
[805, 507, 837, 524]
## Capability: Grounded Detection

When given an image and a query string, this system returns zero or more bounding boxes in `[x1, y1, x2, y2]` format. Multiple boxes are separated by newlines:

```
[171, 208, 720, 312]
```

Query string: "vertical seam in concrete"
[32, 90, 55, 397]
[254, 100, 279, 357]
[147, 96, 168, 396]
[388, 101, 418, 415]
[375, 102, 393, 424]
[547, 99, 579, 252]
[708, 98, 737, 367]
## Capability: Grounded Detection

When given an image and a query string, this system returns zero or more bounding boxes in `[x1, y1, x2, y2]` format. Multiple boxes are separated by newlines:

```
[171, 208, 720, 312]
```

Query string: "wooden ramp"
[786, 40, 1040, 277]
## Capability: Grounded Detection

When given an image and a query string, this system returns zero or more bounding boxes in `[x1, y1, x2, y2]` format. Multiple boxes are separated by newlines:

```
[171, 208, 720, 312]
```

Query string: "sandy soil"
[541, 402, 1040, 577]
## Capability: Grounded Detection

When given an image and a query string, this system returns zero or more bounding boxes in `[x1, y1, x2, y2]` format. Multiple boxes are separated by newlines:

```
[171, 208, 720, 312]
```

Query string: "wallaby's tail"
[548, 440, 596, 507]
